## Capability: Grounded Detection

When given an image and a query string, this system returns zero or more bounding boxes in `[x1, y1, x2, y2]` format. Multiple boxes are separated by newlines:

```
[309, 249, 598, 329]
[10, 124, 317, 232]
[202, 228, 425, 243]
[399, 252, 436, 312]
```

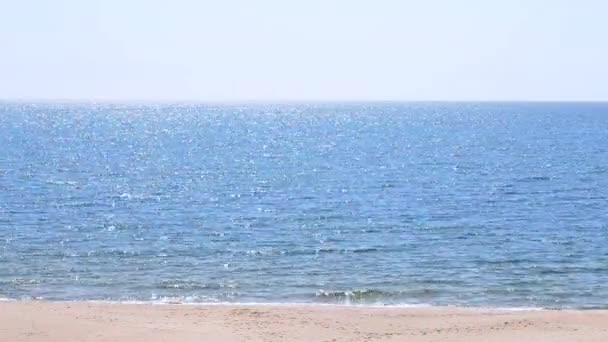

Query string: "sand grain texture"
[1, 301, 607, 341]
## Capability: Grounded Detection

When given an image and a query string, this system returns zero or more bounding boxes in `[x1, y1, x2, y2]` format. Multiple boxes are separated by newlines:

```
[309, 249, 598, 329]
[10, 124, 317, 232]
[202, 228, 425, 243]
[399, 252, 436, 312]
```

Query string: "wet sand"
[1, 301, 607, 341]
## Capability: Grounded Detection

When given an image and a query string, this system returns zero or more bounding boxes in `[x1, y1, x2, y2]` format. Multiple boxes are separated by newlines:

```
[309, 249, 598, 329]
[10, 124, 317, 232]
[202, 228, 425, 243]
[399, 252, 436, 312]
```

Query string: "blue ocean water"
[0, 102, 607, 308]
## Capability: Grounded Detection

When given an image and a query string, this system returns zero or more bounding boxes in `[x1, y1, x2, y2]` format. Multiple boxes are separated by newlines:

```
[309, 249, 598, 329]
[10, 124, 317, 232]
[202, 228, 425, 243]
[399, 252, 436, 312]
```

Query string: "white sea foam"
[58, 299, 545, 311]
[0, 296, 558, 311]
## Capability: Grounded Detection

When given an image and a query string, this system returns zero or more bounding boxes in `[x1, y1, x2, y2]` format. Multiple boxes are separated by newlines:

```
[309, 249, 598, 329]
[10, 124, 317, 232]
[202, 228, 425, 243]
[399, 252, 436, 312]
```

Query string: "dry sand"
[1, 301, 607, 341]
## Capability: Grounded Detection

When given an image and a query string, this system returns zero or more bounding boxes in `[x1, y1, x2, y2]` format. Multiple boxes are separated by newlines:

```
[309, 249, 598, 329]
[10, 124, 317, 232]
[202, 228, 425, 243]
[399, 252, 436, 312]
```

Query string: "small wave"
[316, 289, 389, 301]
[352, 247, 380, 253]
[60, 201, 98, 208]
[46, 180, 78, 186]
[516, 176, 551, 182]
[110, 192, 159, 202]
[315, 287, 440, 305]
[478, 258, 534, 265]
[0, 278, 43, 286]
[148, 296, 221, 304]
[156, 280, 238, 290]
[232, 247, 381, 257]
[84, 249, 143, 257]
[314, 288, 439, 304]
[315, 247, 380, 255]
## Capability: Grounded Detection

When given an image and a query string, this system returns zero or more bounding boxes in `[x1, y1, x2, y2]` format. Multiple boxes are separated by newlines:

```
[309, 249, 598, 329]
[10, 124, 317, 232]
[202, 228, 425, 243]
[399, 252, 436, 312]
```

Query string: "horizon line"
[2, 98, 608, 105]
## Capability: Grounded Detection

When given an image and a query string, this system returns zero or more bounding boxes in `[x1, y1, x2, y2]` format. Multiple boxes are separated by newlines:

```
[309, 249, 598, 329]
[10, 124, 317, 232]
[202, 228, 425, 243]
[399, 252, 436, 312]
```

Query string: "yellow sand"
[1, 301, 607, 341]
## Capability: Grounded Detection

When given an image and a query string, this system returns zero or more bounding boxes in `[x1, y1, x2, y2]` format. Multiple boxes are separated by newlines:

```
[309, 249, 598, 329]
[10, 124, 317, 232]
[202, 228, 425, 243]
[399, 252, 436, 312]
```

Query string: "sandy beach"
[0, 301, 606, 341]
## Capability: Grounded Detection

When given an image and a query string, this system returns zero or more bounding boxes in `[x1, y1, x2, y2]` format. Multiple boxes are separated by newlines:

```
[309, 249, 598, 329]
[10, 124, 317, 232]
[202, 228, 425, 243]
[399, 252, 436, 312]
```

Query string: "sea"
[1, 102, 607, 309]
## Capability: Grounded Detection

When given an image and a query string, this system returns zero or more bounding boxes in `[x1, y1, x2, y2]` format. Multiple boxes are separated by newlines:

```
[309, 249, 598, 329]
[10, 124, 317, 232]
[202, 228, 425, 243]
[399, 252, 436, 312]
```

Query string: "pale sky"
[1, 0, 607, 101]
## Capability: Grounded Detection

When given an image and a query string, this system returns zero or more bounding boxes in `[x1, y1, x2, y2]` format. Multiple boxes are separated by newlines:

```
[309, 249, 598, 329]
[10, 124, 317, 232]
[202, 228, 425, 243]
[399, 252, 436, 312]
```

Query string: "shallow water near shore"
[1, 102, 607, 308]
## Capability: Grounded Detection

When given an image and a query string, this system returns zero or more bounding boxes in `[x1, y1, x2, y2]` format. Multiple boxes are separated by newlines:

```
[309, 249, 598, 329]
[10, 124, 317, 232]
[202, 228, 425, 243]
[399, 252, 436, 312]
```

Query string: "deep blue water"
[1, 102, 607, 308]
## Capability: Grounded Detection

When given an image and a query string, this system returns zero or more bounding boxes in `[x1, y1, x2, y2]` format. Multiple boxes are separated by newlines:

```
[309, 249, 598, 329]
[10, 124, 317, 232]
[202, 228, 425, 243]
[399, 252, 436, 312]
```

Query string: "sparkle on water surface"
[0, 102, 607, 308]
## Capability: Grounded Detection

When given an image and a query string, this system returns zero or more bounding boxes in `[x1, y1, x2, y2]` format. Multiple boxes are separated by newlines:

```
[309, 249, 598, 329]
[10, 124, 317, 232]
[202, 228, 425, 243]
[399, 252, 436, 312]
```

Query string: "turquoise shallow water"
[0, 102, 607, 308]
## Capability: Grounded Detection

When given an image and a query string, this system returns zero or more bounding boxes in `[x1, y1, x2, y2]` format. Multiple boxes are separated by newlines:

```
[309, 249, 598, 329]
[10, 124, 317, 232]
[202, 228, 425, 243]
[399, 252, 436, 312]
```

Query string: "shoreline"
[1, 296, 602, 310]
[2, 300, 607, 341]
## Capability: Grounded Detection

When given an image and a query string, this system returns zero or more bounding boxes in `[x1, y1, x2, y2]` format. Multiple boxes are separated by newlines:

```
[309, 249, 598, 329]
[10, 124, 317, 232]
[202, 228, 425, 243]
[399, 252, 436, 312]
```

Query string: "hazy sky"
[1, 0, 607, 101]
